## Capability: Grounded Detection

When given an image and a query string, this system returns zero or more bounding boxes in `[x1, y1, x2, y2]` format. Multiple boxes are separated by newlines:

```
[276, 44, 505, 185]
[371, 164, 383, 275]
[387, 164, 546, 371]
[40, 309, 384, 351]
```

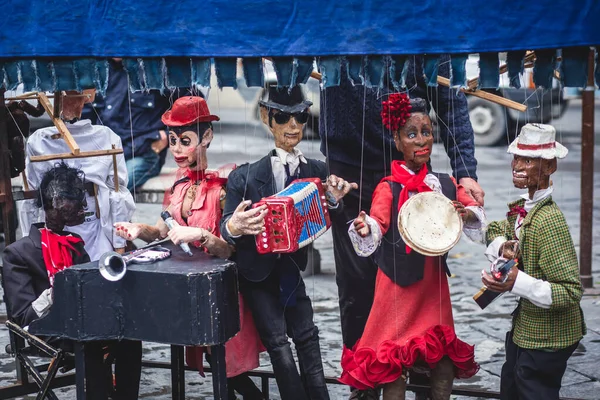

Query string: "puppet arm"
[348, 181, 392, 257]
[430, 55, 478, 182]
[201, 233, 234, 259]
[455, 179, 487, 243]
[2, 247, 46, 327]
[107, 135, 136, 249]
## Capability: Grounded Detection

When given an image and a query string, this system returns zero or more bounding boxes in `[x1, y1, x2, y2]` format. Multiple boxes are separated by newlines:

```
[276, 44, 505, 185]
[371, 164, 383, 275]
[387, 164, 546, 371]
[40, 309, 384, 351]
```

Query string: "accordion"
[253, 178, 331, 254]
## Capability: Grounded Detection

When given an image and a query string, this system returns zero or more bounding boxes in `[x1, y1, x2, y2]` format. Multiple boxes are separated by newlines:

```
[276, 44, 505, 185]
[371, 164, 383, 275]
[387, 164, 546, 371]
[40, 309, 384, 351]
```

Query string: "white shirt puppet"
[22, 120, 135, 261]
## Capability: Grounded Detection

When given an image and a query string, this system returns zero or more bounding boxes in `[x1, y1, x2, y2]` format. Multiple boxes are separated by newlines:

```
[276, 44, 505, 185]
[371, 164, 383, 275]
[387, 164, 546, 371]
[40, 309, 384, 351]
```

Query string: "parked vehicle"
[465, 54, 569, 146]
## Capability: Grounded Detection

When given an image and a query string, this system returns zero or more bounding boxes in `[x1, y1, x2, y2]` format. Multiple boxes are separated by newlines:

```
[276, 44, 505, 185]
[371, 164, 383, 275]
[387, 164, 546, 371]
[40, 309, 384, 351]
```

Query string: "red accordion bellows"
[253, 178, 331, 254]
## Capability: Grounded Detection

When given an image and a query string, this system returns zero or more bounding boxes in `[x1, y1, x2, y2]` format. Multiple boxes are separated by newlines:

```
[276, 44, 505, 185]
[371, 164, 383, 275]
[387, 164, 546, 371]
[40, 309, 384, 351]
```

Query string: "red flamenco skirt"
[186, 294, 265, 378]
[340, 257, 478, 390]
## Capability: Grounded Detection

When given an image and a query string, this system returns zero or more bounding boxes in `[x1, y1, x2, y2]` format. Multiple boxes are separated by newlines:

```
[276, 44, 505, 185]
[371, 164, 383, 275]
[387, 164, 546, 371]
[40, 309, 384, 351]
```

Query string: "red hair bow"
[381, 93, 412, 132]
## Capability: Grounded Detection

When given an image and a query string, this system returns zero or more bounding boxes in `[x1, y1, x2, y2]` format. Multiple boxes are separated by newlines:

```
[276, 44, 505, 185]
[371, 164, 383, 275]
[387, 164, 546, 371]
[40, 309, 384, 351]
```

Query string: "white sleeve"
[347, 214, 382, 257]
[511, 270, 552, 309]
[462, 205, 487, 244]
[107, 135, 135, 248]
[485, 236, 507, 263]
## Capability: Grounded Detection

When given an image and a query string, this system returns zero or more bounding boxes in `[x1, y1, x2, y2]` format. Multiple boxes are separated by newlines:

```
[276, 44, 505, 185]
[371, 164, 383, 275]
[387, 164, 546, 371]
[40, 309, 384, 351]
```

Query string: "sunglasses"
[272, 111, 310, 125]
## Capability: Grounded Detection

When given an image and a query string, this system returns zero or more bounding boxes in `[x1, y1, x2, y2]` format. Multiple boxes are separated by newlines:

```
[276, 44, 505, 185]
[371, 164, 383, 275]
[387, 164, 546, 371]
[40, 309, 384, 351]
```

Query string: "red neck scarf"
[40, 228, 82, 286]
[384, 161, 432, 254]
[185, 168, 206, 182]
[385, 161, 432, 211]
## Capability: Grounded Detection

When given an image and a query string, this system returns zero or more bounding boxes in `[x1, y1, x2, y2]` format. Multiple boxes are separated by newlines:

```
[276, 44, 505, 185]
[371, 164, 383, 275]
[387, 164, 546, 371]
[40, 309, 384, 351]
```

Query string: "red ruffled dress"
[166, 167, 265, 378]
[340, 163, 479, 389]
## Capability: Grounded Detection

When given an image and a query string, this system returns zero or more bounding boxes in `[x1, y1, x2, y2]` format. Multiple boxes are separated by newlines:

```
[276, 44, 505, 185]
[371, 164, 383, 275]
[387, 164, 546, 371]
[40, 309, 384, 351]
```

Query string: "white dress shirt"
[271, 147, 308, 192]
[22, 120, 135, 261]
[485, 187, 554, 309]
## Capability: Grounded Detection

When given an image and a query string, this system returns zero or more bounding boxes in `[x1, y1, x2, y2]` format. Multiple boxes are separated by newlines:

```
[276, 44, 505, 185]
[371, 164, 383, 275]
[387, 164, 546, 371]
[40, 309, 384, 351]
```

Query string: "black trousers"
[240, 269, 329, 400]
[329, 160, 386, 349]
[501, 331, 578, 400]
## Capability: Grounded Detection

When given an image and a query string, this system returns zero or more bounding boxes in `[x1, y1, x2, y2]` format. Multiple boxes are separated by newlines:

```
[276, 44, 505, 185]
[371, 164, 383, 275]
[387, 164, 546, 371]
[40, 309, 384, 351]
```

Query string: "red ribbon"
[40, 228, 82, 285]
[185, 168, 206, 182]
[507, 205, 527, 219]
[516, 142, 556, 150]
[383, 161, 432, 253]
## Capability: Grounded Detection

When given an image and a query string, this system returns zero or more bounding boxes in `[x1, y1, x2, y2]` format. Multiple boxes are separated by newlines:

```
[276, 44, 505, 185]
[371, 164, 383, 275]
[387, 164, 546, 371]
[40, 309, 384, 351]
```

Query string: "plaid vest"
[486, 196, 586, 349]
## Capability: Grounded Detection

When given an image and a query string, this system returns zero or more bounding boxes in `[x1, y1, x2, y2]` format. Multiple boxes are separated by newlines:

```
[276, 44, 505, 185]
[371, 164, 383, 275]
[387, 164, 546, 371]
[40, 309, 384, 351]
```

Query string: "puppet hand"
[459, 177, 485, 206]
[227, 200, 268, 236]
[481, 265, 518, 293]
[32, 288, 53, 318]
[168, 226, 205, 246]
[500, 240, 520, 260]
[452, 201, 468, 219]
[326, 174, 358, 202]
[353, 211, 371, 237]
[114, 222, 143, 241]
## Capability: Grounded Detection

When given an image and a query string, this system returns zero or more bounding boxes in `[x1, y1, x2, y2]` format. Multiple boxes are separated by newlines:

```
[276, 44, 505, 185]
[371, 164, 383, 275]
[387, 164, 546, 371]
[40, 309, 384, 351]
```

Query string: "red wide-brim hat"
[161, 96, 220, 127]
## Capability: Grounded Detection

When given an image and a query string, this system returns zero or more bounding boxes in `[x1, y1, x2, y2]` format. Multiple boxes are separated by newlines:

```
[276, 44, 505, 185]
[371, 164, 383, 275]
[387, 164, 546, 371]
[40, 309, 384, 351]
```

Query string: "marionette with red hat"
[342, 93, 483, 399]
[482, 123, 585, 400]
[114, 96, 265, 399]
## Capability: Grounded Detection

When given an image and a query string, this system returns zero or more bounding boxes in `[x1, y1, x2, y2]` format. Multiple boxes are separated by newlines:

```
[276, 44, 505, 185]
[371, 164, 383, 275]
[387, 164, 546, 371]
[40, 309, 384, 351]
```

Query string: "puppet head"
[259, 85, 312, 152]
[37, 162, 87, 232]
[507, 123, 566, 198]
[61, 89, 96, 121]
[162, 96, 220, 171]
[382, 93, 432, 172]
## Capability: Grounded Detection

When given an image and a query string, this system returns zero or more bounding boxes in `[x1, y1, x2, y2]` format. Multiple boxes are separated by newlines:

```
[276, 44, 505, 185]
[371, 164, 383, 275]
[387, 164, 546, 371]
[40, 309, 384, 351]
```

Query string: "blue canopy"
[1, 0, 599, 90]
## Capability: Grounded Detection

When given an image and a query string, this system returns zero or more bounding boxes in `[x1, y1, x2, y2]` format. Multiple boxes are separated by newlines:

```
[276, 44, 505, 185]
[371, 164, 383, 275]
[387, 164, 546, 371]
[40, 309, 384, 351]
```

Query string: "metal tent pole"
[580, 48, 596, 290]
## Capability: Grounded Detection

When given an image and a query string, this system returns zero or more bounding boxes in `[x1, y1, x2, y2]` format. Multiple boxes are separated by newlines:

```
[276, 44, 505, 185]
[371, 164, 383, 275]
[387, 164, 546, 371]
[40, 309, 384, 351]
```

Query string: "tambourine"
[397, 191, 462, 257]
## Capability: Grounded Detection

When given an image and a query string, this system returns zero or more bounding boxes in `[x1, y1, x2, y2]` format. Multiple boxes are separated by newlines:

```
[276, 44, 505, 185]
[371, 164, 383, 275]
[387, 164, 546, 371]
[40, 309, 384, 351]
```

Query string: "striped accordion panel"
[253, 178, 331, 254]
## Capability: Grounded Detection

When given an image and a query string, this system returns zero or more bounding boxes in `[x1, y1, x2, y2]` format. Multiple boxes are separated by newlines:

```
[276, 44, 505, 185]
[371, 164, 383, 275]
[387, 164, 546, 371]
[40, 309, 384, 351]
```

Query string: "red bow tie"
[507, 206, 527, 219]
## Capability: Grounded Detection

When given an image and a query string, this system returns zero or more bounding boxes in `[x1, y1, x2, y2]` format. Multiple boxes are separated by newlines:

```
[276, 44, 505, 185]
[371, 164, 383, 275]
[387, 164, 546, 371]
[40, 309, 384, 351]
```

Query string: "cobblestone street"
[1, 116, 599, 399]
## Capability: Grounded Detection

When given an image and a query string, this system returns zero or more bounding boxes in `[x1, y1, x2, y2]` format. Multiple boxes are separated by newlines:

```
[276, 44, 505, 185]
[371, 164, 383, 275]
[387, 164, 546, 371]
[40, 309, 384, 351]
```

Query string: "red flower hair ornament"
[381, 93, 412, 132]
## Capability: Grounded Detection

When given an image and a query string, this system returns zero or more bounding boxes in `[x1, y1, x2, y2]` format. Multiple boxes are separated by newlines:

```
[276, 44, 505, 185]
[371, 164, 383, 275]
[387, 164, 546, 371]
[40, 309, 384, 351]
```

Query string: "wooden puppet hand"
[353, 211, 371, 238]
[227, 200, 268, 236]
[481, 264, 519, 292]
[452, 201, 477, 224]
[326, 174, 358, 202]
[500, 240, 520, 260]
[168, 226, 206, 246]
[114, 222, 143, 241]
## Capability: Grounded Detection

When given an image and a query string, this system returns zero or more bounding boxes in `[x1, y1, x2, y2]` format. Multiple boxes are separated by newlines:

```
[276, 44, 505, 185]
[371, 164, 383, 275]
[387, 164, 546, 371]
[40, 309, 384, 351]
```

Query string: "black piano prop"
[29, 241, 240, 400]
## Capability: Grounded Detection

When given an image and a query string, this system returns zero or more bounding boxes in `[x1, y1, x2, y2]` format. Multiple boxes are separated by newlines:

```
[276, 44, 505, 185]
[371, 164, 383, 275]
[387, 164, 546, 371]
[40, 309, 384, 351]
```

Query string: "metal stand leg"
[170, 345, 185, 400]
[210, 344, 228, 400]
[74, 342, 86, 400]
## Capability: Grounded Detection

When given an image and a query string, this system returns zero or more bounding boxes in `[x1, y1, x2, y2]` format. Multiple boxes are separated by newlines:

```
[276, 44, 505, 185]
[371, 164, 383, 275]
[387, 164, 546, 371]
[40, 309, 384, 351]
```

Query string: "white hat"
[507, 123, 568, 159]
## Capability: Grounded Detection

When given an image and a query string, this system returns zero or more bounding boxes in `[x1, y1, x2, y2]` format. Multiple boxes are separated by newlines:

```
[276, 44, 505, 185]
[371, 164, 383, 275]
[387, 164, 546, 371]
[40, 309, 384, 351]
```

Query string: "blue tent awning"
[1, 0, 599, 90]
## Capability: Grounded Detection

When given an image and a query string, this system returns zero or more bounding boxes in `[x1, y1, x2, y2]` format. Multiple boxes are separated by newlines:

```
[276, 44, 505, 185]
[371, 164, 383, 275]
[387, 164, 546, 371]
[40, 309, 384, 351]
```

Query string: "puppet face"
[393, 113, 433, 171]
[44, 189, 87, 231]
[61, 89, 96, 120]
[511, 155, 556, 192]
[169, 128, 213, 170]
[260, 106, 308, 152]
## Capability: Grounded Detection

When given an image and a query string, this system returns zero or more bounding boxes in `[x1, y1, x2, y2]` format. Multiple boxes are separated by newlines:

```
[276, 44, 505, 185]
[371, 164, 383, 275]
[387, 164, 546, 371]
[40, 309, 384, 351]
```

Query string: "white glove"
[31, 288, 53, 318]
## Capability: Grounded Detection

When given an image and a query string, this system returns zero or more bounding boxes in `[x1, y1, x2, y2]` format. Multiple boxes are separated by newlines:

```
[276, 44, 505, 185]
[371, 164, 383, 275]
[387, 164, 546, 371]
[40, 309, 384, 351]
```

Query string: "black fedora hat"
[259, 85, 313, 114]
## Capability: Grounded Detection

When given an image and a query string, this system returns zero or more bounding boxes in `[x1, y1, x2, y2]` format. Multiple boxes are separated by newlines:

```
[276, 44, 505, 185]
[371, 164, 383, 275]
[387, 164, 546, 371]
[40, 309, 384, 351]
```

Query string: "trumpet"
[98, 244, 171, 281]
